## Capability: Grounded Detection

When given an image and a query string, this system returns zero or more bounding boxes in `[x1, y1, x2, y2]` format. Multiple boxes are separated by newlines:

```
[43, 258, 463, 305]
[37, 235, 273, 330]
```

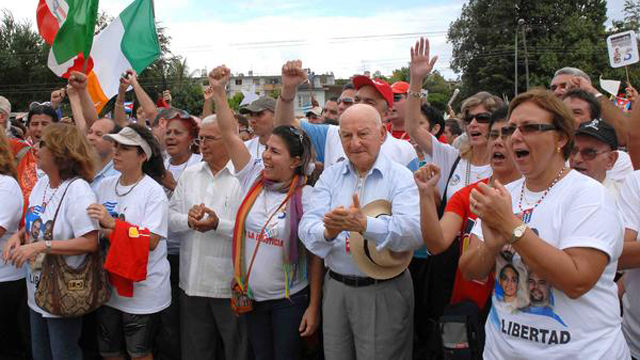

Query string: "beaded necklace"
[517, 167, 567, 213]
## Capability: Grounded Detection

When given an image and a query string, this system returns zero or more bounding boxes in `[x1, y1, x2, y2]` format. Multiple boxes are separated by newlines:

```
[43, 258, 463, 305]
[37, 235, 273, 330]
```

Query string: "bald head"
[340, 103, 383, 128]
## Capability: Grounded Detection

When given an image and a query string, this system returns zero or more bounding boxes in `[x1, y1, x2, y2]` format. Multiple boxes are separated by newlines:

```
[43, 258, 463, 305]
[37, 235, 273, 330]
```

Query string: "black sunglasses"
[157, 108, 191, 121]
[337, 97, 354, 105]
[570, 147, 609, 161]
[464, 112, 491, 124]
[502, 123, 558, 137]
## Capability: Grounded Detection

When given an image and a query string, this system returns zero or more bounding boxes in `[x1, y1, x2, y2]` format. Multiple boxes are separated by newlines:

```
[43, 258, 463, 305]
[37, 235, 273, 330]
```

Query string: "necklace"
[41, 179, 62, 210]
[115, 174, 144, 197]
[517, 167, 567, 212]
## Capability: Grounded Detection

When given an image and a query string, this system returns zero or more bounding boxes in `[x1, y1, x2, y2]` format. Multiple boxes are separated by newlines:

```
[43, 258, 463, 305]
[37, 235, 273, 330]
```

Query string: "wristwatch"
[44, 240, 52, 253]
[509, 224, 527, 245]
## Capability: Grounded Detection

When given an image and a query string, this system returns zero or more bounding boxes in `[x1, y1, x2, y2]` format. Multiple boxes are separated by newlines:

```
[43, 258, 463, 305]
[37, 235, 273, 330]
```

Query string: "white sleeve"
[0, 180, 22, 232]
[66, 181, 99, 237]
[142, 186, 169, 238]
[234, 156, 263, 191]
[618, 172, 640, 233]
[168, 172, 189, 234]
[430, 134, 460, 183]
[559, 185, 623, 261]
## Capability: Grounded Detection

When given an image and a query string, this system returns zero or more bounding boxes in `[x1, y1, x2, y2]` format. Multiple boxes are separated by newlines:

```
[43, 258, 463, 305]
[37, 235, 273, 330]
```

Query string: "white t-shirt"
[235, 157, 309, 301]
[323, 125, 419, 170]
[607, 150, 633, 184]
[471, 171, 628, 359]
[0, 175, 24, 282]
[164, 153, 202, 255]
[95, 175, 171, 314]
[618, 171, 640, 358]
[244, 138, 266, 160]
[25, 177, 99, 317]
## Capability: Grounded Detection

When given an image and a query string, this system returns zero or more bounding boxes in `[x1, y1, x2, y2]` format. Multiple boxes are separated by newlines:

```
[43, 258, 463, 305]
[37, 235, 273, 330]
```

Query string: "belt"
[328, 270, 403, 287]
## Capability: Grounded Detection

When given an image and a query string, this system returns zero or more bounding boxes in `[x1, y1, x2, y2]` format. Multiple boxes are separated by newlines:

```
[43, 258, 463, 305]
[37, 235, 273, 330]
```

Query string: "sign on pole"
[607, 30, 639, 68]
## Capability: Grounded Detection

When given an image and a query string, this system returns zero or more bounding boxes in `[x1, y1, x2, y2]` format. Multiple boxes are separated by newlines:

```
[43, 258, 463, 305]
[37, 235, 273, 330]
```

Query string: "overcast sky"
[2, 0, 630, 79]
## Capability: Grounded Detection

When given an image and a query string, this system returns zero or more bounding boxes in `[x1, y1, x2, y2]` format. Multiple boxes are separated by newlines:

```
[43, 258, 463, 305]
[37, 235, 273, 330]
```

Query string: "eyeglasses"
[488, 126, 513, 140]
[337, 97, 354, 105]
[195, 135, 222, 145]
[570, 147, 609, 161]
[464, 112, 491, 124]
[393, 94, 406, 102]
[283, 125, 304, 143]
[501, 123, 558, 137]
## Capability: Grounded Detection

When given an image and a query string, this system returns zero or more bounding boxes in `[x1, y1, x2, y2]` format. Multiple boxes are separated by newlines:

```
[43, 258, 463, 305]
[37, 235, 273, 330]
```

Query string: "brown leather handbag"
[34, 179, 110, 317]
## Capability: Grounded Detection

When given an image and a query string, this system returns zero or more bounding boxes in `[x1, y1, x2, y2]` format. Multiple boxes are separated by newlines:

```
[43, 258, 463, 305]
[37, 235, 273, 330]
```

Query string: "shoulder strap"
[51, 178, 79, 228]
[438, 156, 461, 218]
[15, 146, 30, 164]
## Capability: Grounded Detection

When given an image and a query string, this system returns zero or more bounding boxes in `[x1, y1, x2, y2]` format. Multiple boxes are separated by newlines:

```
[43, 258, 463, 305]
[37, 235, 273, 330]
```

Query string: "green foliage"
[448, 0, 609, 99]
[228, 92, 245, 112]
[388, 66, 410, 84]
[0, 11, 65, 110]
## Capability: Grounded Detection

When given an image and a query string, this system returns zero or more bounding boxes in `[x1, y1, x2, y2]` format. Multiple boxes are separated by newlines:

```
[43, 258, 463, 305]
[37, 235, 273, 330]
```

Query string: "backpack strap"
[438, 156, 461, 218]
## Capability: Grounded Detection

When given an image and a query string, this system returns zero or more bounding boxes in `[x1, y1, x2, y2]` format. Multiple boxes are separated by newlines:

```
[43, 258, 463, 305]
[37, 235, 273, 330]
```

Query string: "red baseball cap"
[352, 75, 393, 109]
[391, 81, 410, 94]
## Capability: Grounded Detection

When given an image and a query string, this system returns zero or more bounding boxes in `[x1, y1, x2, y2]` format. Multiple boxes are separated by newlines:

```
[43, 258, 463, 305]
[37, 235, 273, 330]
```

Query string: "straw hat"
[350, 200, 413, 280]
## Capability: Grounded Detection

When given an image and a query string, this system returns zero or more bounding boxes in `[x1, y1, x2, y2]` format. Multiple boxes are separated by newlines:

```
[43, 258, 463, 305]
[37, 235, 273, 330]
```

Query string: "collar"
[341, 152, 390, 178]
[201, 160, 235, 178]
[96, 159, 115, 178]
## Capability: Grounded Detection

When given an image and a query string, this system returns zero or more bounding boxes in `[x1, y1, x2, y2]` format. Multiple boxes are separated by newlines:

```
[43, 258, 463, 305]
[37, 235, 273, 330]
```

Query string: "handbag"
[34, 178, 111, 317]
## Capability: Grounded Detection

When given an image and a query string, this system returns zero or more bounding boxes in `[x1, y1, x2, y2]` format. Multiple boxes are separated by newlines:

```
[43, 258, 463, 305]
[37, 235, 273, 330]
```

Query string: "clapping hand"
[470, 181, 518, 238]
[410, 37, 438, 83]
[323, 194, 367, 240]
[188, 203, 219, 232]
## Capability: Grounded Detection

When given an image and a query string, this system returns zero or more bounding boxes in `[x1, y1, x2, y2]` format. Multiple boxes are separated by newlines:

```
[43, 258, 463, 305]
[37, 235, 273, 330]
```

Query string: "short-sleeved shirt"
[95, 175, 171, 314]
[0, 175, 24, 282]
[25, 177, 99, 317]
[471, 171, 628, 359]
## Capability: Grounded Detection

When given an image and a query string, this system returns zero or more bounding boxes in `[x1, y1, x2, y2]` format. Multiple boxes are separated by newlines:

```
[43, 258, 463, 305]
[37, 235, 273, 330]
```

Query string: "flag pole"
[625, 65, 631, 87]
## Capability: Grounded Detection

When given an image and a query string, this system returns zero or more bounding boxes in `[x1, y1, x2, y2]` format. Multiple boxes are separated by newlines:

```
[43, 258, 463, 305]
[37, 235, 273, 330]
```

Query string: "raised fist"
[208, 65, 231, 95]
[281, 60, 308, 90]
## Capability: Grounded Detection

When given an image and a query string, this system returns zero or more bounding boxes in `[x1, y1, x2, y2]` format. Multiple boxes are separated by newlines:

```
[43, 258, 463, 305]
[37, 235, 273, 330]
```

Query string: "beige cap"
[306, 106, 323, 117]
[0, 96, 11, 115]
[103, 127, 152, 160]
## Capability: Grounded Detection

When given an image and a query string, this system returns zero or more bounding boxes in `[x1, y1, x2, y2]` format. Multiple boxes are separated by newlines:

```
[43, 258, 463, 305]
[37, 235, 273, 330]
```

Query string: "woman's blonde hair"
[508, 88, 575, 160]
[0, 130, 17, 179]
[41, 123, 96, 182]
[459, 92, 504, 160]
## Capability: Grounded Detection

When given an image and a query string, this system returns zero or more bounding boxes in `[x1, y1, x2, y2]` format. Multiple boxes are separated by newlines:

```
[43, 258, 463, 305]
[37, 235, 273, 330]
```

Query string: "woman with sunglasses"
[208, 65, 323, 360]
[3, 123, 99, 360]
[459, 89, 629, 359]
[407, 38, 503, 204]
[86, 124, 170, 360]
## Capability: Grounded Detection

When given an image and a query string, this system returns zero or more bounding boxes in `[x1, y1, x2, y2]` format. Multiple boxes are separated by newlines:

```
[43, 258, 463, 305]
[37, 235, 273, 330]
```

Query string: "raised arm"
[208, 65, 251, 171]
[126, 69, 158, 122]
[66, 83, 88, 134]
[69, 71, 98, 127]
[406, 38, 438, 156]
[202, 86, 214, 117]
[627, 97, 640, 170]
[113, 75, 131, 127]
[275, 60, 307, 128]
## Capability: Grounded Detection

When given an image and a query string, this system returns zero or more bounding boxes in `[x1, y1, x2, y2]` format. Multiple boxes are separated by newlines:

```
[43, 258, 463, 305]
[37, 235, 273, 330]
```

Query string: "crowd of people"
[1, 36, 640, 360]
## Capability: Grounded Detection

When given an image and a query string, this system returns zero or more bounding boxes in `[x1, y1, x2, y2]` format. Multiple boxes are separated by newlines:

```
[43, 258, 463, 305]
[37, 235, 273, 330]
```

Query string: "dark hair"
[489, 105, 510, 129]
[235, 114, 249, 128]
[271, 125, 314, 178]
[562, 88, 601, 120]
[499, 263, 519, 283]
[420, 104, 445, 138]
[329, 97, 338, 102]
[342, 82, 355, 90]
[126, 123, 166, 184]
[445, 119, 462, 136]
[27, 103, 59, 126]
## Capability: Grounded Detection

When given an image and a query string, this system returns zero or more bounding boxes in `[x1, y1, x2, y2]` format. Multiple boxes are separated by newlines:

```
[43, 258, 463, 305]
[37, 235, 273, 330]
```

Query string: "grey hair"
[554, 67, 591, 83]
[201, 114, 217, 125]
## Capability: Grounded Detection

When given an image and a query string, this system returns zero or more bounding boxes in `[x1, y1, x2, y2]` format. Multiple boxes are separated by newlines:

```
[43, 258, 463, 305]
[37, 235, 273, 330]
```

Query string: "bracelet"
[408, 90, 423, 98]
[279, 94, 295, 103]
[115, 102, 124, 108]
[594, 92, 604, 99]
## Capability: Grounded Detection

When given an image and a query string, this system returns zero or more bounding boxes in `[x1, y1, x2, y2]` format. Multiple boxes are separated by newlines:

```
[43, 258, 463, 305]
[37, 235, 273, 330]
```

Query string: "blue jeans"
[245, 287, 308, 360]
[29, 309, 82, 360]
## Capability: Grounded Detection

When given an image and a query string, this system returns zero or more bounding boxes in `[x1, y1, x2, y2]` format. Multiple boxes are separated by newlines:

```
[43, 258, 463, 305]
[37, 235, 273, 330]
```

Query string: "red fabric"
[444, 178, 494, 309]
[156, 98, 169, 109]
[385, 123, 409, 141]
[36, 0, 61, 45]
[10, 139, 37, 227]
[104, 220, 150, 297]
[438, 134, 448, 143]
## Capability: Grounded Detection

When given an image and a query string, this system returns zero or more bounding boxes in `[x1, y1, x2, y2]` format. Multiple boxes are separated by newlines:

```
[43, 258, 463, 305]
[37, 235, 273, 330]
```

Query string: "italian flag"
[37, 0, 160, 113]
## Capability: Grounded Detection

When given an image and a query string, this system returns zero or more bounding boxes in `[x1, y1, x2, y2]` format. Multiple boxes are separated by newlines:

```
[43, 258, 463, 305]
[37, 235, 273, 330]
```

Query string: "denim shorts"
[96, 306, 160, 358]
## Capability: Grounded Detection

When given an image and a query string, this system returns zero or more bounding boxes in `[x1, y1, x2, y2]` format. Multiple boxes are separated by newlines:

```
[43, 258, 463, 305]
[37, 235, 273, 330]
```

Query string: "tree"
[448, 0, 609, 99]
[0, 10, 65, 110]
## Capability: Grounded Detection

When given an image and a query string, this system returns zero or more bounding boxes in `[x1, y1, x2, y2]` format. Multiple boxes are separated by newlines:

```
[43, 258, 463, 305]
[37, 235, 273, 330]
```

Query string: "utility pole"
[514, 23, 519, 96]
[519, 19, 530, 91]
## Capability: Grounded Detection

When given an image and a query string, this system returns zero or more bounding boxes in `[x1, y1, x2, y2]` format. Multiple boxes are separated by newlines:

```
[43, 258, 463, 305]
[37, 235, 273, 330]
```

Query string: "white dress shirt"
[299, 152, 422, 277]
[168, 161, 242, 298]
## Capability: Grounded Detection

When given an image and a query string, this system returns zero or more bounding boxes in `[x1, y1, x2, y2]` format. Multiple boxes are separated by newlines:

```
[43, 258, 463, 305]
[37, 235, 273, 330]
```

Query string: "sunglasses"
[393, 94, 406, 102]
[337, 97, 354, 105]
[157, 108, 191, 120]
[29, 101, 54, 112]
[464, 112, 491, 124]
[488, 126, 513, 140]
[501, 123, 558, 137]
[570, 147, 609, 161]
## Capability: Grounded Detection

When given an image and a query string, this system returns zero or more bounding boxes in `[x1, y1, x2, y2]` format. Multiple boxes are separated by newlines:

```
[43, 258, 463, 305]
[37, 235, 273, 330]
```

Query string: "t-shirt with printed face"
[471, 171, 629, 359]
[95, 175, 171, 314]
[25, 176, 99, 317]
[0, 174, 24, 282]
[617, 170, 640, 358]
[235, 157, 309, 301]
